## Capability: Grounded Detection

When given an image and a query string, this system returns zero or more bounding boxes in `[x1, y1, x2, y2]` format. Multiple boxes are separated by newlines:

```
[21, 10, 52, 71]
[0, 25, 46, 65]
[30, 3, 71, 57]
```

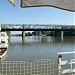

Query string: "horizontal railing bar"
[58, 51, 75, 55]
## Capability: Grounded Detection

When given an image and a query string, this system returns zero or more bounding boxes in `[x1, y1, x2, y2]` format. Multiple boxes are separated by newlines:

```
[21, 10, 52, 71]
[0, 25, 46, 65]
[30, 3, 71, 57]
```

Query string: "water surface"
[1, 36, 75, 75]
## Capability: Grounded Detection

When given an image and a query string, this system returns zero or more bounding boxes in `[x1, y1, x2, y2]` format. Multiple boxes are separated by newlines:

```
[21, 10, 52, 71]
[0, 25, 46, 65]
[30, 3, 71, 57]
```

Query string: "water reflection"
[7, 36, 75, 61]
[9, 36, 75, 44]
[54, 36, 75, 43]
[9, 36, 50, 46]
[40, 36, 48, 43]
[22, 36, 25, 47]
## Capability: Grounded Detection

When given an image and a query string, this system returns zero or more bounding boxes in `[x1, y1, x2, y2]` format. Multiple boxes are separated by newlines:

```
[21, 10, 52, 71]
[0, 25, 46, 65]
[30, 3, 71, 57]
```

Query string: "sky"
[0, 0, 75, 25]
[0, 0, 75, 34]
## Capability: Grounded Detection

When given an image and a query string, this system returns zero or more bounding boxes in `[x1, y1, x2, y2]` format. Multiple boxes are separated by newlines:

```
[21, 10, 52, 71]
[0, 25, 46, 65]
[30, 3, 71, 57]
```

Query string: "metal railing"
[0, 59, 57, 75]
[58, 51, 75, 75]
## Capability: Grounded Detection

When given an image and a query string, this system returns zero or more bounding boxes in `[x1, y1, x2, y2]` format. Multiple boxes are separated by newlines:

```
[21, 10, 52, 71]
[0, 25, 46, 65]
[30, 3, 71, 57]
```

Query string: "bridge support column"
[61, 31, 63, 42]
[22, 31, 25, 45]
[22, 31, 25, 37]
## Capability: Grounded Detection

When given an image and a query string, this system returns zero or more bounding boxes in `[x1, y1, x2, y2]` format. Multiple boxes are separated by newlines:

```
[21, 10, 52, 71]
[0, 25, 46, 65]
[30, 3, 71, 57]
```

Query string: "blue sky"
[0, 0, 75, 25]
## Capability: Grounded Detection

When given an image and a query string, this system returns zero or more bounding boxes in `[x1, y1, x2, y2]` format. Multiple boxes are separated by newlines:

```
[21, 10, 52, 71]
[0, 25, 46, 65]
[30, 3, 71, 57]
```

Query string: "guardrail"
[0, 59, 57, 75]
[58, 51, 75, 75]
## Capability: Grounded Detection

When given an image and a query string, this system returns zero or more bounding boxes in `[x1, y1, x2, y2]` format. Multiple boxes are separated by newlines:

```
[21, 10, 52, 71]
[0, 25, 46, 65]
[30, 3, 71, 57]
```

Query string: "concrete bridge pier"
[22, 31, 25, 37]
[61, 31, 64, 42]
[22, 31, 25, 45]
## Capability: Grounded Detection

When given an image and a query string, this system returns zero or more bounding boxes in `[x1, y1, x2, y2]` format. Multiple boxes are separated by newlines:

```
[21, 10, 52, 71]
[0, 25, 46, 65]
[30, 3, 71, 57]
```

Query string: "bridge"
[1, 24, 75, 42]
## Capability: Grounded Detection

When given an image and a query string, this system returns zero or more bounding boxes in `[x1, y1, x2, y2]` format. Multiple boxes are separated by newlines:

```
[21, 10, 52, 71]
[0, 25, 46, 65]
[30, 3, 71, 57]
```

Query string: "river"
[1, 36, 75, 75]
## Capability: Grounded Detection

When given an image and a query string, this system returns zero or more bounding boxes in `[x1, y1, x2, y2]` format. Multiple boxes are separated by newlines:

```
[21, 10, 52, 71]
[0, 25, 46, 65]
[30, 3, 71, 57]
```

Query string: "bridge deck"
[1, 28, 75, 31]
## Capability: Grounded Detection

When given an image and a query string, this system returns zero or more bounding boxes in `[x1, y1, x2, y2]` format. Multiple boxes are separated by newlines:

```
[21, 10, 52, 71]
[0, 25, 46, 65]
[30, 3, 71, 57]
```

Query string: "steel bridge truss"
[1, 24, 75, 31]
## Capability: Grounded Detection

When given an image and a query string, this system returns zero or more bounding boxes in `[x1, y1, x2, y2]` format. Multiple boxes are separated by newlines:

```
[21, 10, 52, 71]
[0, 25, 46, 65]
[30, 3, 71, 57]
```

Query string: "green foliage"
[1, 25, 10, 36]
